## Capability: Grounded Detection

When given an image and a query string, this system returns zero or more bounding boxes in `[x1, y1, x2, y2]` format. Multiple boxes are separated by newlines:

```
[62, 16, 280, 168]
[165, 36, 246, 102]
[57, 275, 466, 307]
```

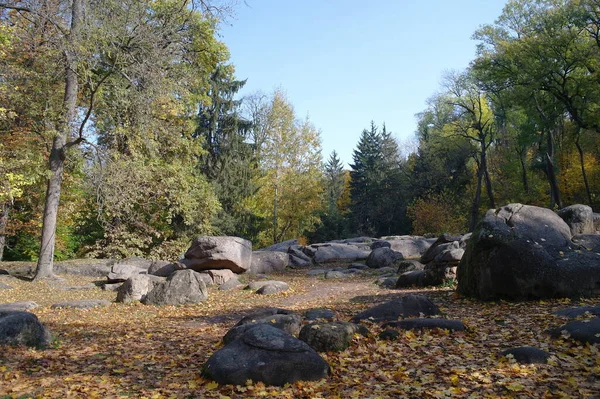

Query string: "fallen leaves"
[0, 268, 598, 398]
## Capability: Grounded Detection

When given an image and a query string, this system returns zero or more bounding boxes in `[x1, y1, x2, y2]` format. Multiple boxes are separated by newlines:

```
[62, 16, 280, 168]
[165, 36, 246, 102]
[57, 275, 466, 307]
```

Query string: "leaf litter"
[0, 267, 598, 398]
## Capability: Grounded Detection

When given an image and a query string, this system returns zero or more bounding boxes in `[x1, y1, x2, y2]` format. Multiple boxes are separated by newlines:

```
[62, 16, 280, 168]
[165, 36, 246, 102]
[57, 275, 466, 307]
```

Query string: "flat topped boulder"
[203, 324, 329, 386]
[0, 302, 39, 312]
[182, 236, 252, 273]
[350, 295, 441, 323]
[458, 203, 600, 300]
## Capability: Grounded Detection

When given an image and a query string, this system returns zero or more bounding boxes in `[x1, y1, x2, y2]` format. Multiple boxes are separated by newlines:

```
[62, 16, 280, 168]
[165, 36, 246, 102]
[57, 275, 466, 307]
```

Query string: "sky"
[219, 0, 508, 167]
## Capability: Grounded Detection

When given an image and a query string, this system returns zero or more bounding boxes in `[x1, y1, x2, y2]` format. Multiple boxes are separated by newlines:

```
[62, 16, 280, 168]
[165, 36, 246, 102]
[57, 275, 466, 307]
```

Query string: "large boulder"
[557, 204, 595, 235]
[182, 236, 252, 273]
[203, 324, 329, 386]
[366, 247, 404, 269]
[457, 204, 600, 300]
[249, 251, 289, 274]
[143, 270, 208, 306]
[350, 295, 441, 323]
[0, 311, 51, 348]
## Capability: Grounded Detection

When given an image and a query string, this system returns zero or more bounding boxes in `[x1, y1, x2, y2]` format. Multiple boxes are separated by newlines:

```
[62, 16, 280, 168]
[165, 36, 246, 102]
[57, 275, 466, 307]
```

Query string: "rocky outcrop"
[366, 247, 404, 269]
[557, 204, 595, 235]
[304, 243, 370, 263]
[458, 203, 600, 300]
[182, 236, 252, 273]
[373, 236, 434, 259]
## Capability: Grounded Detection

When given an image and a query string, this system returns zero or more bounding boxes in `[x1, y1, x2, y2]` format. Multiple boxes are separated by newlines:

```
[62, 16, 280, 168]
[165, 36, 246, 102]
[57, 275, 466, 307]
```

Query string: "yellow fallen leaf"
[206, 381, 219, 390]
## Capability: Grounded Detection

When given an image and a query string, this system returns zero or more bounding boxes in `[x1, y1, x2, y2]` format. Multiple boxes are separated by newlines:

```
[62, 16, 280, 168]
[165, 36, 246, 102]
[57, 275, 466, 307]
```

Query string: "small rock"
[305, 309, 337, 322]
[256, 282, 289, 295]
[348, 263, 368, 270]
[0, 302, 39, 312]
[306, 269, 326, 276]
[0, 311, 51, 348]
[102, 283, 122, 292]
[351, 295, 441, 323]
[500, 346, 550, 364]
[51, 300, 111, 310]
[377, 277, 399, 289]
[299, 322, 369, 352]
[325, 271, 347, 279]
[378, 329, 400, 341]
[219, 277, 243, 291]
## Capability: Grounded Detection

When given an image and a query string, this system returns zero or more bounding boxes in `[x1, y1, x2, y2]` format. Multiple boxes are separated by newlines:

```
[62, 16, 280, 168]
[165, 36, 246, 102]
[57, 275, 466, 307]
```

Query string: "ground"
[0, 261, 598, 399]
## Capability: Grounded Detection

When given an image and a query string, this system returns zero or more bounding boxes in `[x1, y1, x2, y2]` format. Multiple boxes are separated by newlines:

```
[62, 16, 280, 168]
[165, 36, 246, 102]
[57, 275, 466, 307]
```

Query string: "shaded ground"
[0, 261, 598, 398]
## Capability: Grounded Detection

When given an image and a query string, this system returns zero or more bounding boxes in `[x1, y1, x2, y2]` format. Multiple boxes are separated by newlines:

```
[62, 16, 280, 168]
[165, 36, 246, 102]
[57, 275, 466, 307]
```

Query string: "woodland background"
[1, 0, 599, 263]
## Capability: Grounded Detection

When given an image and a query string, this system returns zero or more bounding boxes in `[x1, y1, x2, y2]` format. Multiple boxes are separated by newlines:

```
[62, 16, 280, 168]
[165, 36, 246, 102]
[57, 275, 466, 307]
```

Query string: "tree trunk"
[544, 129, 562, 209]
[34, 0, 82, 280]
[481, 147, 495, 209]
[0, 202, 8, 261]
[517, 148, 529, 193]
[469, 162, 484, 232]
[575, 134, 593, 205]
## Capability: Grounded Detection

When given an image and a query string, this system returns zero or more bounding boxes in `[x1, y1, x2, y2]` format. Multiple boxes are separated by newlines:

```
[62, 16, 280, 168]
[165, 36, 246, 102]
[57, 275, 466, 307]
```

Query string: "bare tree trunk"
[481, 147, 495, 209]
[544, 128, 562, 209]
[34, 0, 82, 280]
[469, 162, 484, 232]
[575, 134, 593, 205]
[0, 202, 8, 261]
[516, 148, 529, 193]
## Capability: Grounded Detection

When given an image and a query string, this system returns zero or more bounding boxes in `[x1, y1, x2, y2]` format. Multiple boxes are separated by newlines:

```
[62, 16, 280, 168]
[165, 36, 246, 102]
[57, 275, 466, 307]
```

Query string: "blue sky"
[220, 0, 508, 167]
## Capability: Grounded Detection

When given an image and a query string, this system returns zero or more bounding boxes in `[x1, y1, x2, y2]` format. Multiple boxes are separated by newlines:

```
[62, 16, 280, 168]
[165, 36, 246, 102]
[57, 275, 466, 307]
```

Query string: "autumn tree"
[247, 89, 324, 247]
[0, 0, 230, 274]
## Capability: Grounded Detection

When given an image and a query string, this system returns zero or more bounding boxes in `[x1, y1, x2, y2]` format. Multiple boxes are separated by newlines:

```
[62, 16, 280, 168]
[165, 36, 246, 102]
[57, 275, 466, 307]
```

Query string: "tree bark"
[34, 0, 83, 280]
[517, 148, 529, 193]
[480, 145, 495, 209]
[0, 202, 8, 261]
[469, 160, 484, 232]
[575, 134, 593, 205]
[544, 129, 562, 209]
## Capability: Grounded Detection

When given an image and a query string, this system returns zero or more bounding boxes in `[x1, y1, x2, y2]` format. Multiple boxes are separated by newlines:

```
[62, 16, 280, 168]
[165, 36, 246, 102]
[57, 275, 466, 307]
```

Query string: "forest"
[1, 0, 599, 269]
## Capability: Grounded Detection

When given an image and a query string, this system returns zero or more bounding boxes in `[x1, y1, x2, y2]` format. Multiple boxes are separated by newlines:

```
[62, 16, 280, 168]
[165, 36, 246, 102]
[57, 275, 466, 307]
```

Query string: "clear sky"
[220, 0, 508, 167]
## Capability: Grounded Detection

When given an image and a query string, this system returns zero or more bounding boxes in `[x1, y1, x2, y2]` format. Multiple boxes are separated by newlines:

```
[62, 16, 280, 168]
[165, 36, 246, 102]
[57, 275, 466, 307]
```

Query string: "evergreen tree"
[195, 65, 256, 236]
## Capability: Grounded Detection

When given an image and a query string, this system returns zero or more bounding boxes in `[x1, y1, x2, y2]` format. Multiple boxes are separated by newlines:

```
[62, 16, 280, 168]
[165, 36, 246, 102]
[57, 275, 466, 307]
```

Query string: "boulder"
[557, 204, 595, 235]
[547, 317, 600, 344]
[106, 263, 147, 283]
[102, 283, 122, 292]
[203, 324, 329, 386]
[219, 277, 243, 291]
[182, 236, 252, 273]
[260, 239, 299, 252]
[116, 274, 166, 303]
[249, 251, 289, 274]
[594, 213, 600, 232]
[308, 243, 370, 263]
[366, 247, 404, 269]
[396, 260, 425, 274]
[148, 261, 186, 277]
[375, 236, 434, 259]
[50, 300, 111, 309]
[223, 311, 302, 344]
[289, 255, 311, 268]
[350, 295, 441, 323]
[457, 203, 600, 300]
[299, 322, 369, 352]
[0, 311, 51, 348]
[0, 302, 39, 312]
[256, 282, 289, 295]
[383, 318, 466, 332]
[143, 270, 208, 306]
[305, 309, 337, 322]
[325, 271, 348, 279]
[500, 347, 550, 364]
[395, 270, 425, 288]
[247, 280, 288, 291]
[554, 305, 600, 319]
[54, 261, 112, 277]
[377, 277, 399, 289]
[206, 269, 235, 285]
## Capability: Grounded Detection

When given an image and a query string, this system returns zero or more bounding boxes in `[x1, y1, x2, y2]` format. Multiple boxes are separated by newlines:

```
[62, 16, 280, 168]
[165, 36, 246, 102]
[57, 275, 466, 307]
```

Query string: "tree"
[247, 89, 324, 247]
[0, 0, 230, 277]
